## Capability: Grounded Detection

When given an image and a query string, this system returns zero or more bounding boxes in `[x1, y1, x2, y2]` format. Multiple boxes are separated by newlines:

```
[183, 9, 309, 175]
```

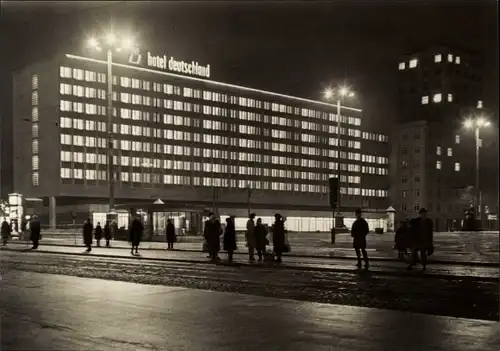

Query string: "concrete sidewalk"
[3, 245, 498, 280]
[2, 271, 498, 351]
[8, 234, 499, 266]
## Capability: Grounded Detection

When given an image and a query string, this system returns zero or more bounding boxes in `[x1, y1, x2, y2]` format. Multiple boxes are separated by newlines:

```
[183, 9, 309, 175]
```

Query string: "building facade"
[391, 45, 484, 229]
[10, 51, 390, 232]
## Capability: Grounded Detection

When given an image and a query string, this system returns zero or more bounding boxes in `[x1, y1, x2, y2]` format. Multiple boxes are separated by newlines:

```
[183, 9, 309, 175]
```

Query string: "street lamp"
[463, 111, 491, 225]
[323, 86, 356, 236]
[86, 33, 136, 215]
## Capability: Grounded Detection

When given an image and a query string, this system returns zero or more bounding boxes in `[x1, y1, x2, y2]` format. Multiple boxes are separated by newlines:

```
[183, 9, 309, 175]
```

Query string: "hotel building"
[9, 50, 390, 233]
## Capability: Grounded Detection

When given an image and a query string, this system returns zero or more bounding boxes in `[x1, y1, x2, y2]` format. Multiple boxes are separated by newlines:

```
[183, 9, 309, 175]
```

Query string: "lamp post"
[87, 34, 136, 215]
[463, 111, 491, 227]
[324, 86, 355, 229]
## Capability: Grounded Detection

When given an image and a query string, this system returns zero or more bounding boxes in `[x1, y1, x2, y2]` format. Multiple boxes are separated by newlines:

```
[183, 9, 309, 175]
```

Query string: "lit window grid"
[32, 74, 39, 186]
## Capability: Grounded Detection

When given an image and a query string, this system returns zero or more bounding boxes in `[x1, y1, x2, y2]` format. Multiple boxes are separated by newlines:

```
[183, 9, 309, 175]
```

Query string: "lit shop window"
[448, 54, 453, 62]
[447, 148, 452, 156]
[447, 93, 453, 102]
[409, 59, 418, 68]
[421, 96, 429, 104]
[434, 54, 442, 63]
[436, 161, 442, 170]
[433, 93, 442, 103]
[455, 135, 460, 144]
[455, 56, 460, 64]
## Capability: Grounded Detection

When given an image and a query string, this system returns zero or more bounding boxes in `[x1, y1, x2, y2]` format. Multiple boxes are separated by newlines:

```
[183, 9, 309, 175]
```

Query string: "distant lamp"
[88, 37, 99, 49]
[339, 87, 349, 96]
[324, 88, 334, 100]
[464, 119, 474, 129]
[122, 37, 135, 50]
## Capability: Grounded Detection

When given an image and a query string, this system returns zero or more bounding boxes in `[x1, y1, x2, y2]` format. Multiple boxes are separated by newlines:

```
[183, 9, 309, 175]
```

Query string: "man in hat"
[407, 208, 434, 270]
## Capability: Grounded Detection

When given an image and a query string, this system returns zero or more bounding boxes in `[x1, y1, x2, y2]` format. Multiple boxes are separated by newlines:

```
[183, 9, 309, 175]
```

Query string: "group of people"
[82, 219, 114, 252]
[203, 212, 288, 263]
[1, 215, 41, 249]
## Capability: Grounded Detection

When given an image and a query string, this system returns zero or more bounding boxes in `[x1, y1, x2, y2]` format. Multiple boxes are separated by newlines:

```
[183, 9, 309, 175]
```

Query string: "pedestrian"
[394, 220, 410, 259]
[30, 215, 41, 249]
[272, 213, 286, 263]
[203, 212, 222, 262]
[83, 218, 93, 252]
[94, 222, 103, 247]
[129, 216, 144, 255]
[407, 208, 434, 271]
[246, 213, 256, 261]
[223, 216, 237, 262]
[166, 218, 176, 250]
[104, 221, 112, 247]
[254, 217, 268, 261]
[1, 219, 11, 246]
[351, 208, 370, 269]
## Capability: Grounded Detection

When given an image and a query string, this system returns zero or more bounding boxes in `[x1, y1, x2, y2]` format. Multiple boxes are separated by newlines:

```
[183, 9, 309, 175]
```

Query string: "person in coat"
[30, 215, 41, 249]
[272, 213, 286, 263]
[204, 212, 222, 262]
[394, 220, 410, 259]
[407, 208, 434, 271]
[166, 219, 176, 250]
[1, 219, 11, 246]
[351, 208, 370, 269]
[254, 218, 268, 261]
[223, 216, 237, 262]
[129, 216, 144, 255]
[104, 221, 112, 247]
[83, 218, 93, 252]
[94, 222, 103, 247]
[246, 213, 256, 261]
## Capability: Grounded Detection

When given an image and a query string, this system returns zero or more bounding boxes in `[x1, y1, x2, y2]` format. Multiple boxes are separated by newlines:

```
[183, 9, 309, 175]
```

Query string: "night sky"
[1, 0, 498, 197]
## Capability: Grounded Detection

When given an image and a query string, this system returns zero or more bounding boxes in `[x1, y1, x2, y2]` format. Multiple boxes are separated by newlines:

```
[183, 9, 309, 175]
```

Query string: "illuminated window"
[398, 62, 405, 70]
[448, 54, 453, 62]
[32, 172, 39, 186]
[477, 101, 483, 109]
[447, 93, 453, 102]
[409, 59, 418, 68]
[436, 146, 441, 155]
[32, 91, 38, 105]
[421, 96, 429, 104]
[32, 74, 39, 89]
[454, 162, 460, 172]
[447, 148, 452, 156]
[455, 56, 460, 64]
[455, 135, 460, 144]
[434, 54, 442, 63]
[436, 161, 441, 170]
[32, 107, 39, 122]
[433, 93, 442, 103]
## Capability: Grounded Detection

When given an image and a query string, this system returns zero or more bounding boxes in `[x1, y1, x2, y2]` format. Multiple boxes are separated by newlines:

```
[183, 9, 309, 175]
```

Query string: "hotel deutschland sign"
[128, 49, 211, 78]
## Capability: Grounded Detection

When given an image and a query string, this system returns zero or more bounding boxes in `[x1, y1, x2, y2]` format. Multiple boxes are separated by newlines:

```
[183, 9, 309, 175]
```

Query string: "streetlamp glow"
[106, 33, 116, 45]
[88, 37, 99, 49]
[464, 119, 474, 128]
[122, 37, 135, 50]
[324, 88, 334, 100]
[339, 87, 349, 96]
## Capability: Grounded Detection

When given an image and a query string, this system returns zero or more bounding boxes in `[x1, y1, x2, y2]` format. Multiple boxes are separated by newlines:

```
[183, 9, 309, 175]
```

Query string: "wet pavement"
[1, 249, 498, 321]
[1, 271, 498, 351]
[8, 230, 499, 265]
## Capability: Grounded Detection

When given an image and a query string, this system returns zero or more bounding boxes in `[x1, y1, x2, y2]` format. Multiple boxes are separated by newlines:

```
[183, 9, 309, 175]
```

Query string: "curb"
[2, 247, 498, 283]
[6, 241, 498, 268]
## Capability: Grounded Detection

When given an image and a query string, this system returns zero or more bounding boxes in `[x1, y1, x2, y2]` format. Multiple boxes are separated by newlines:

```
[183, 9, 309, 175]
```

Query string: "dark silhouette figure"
[1, 219, 11, 246]
[272, 213, 286, 263]
[246, 213, 256, 261]
[94, 222, 103, 247]
[407, 208, 434, 271]
[254, 218, 268, 261]
[129, 217, 144, 255]
[394, 220, 410, 259]
[104, 221, 112, 247]
[83, 219, 93, 252]
[30, 216, 41, 249]
[223, 216, 237, 262]
[204, 212, 222, 262]
[166, 219, 176, 250]
[351, 208, 370, 269]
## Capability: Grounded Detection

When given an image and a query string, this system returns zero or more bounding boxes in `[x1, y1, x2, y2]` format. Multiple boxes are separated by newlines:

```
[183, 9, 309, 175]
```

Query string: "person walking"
[204, 212, 222, 262]
[83, 218, 93, 252]
[351, 208, 370, 269]
[94, 222, 103, 247]
[104, 221, 112, 247]
[166, 218, 176, 250]
[246, 213, 256, 261]
[272, 213, 286, 263]
[30, 215, 41, 249]
[407, 208, 434, 271]
[223, 216, 237, 262]
[394, 220, 410, 259]
[129, 216, 144, 255]
[254, 218, 268, 261]
[1, 219, 11, 246]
